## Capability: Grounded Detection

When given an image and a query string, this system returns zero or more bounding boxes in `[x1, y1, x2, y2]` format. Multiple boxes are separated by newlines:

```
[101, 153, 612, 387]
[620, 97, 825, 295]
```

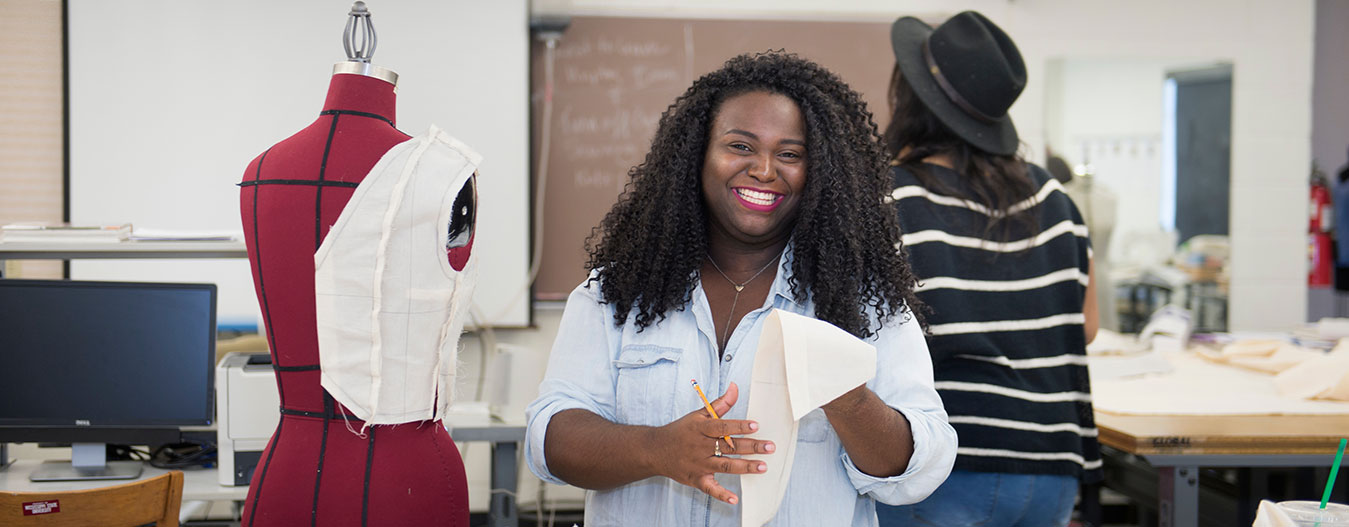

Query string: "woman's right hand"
[650, 382, 776, 504]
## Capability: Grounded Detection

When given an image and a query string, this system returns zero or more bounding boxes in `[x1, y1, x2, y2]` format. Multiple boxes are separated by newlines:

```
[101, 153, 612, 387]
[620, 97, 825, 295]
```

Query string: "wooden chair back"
[0, 471, 184, 526]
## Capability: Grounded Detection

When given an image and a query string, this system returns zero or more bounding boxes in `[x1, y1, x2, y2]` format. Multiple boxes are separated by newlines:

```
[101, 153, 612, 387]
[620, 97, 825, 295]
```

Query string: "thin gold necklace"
[706, 252, 779, 351]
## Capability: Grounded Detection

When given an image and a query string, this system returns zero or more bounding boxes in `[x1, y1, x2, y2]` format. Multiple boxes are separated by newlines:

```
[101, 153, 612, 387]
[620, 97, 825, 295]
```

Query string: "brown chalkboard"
[530, 16, 893, 299]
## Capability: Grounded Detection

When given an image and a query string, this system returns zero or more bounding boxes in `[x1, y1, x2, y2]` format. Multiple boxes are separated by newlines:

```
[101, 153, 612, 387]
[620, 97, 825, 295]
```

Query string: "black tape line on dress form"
[311, 394, 333, 527]
[237, 179, 360, 188]
[278, 407, 362, 421]
[315, 115, 341, 252]
[246, 416, 282, 527]
[273, 366, 323, 374]
[248, 147, 287, 408]
[362, 427, 376, 527]
[320, 109, 394, 127]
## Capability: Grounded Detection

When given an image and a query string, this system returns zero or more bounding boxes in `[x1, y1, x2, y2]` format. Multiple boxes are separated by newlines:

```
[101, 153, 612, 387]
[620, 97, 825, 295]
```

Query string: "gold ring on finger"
[714, 439, 722, 457]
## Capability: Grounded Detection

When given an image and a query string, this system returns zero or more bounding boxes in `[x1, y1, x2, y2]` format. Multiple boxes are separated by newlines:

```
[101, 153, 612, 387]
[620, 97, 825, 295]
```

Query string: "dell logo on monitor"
[74, 420, 90, 426]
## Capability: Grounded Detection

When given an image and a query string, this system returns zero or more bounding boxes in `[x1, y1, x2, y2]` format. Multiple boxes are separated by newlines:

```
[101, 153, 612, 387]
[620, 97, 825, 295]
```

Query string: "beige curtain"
[0, 0, 62, 278]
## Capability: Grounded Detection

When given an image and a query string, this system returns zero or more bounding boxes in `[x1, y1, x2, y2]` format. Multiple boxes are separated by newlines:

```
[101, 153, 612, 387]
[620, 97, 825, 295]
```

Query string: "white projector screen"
[68, 1, 531, 328]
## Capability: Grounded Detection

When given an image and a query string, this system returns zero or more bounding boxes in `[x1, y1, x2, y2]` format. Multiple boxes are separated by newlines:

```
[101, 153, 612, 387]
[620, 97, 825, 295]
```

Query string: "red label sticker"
[22, 500, 60, 515]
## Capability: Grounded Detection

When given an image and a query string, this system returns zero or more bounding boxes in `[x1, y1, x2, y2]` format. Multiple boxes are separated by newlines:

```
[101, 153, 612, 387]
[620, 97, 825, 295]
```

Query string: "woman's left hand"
[821, 384, 915, 478]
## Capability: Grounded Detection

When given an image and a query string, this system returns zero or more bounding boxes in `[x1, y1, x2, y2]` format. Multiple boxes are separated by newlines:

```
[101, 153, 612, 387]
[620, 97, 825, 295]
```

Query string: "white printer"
[216, 352, 281, 486]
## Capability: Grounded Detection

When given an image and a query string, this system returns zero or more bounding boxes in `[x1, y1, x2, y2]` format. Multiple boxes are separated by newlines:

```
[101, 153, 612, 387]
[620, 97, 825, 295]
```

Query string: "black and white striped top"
[891, 162, 1102, 482]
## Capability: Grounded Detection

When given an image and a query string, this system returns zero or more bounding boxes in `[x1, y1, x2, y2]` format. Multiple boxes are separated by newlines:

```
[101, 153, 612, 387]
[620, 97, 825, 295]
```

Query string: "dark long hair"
[585, 52, 923, 339]
[884, 64, 1038, 243]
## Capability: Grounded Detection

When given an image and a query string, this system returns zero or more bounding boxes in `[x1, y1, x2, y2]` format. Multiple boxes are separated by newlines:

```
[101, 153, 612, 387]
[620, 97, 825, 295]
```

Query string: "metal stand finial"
[332, 1, 397, 85]
[343, 1, 377, 63]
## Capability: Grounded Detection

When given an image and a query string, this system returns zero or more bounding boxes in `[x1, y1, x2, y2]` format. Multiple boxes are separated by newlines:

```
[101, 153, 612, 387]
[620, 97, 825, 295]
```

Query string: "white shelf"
[0, 241, 247, 260]
[0, 459, 249, 502]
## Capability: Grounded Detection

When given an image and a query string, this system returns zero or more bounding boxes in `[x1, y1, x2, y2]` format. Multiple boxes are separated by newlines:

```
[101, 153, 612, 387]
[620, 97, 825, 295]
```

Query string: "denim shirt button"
[724, 354, 733, 362]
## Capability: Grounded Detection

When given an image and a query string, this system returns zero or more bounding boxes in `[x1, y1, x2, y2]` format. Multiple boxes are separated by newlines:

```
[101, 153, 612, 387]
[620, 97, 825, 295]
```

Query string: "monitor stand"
[29, 442, 143, 481]
[0, 443, 12, 470]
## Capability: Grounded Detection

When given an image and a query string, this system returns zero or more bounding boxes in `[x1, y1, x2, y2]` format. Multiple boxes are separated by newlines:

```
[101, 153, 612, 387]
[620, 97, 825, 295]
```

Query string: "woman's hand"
[651, 382, 776, 504]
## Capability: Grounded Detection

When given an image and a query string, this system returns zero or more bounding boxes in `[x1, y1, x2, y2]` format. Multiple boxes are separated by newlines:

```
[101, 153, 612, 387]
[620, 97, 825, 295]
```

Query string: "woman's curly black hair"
[584, 51, 924, 339]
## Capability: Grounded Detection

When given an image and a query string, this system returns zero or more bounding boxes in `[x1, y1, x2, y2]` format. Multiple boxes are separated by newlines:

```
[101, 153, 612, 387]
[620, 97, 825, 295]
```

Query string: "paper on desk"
[128, 228, 241, 241]
[1091, 351, 1349, 415]
[1138, 306, 1193, 353]
[740, 309, 876, 527]
[1086, 351, 1173, 381]
[1274, 346, 1349, 401]
[1193, 341, 1321, 375]
[1085, 328, 1149, 356]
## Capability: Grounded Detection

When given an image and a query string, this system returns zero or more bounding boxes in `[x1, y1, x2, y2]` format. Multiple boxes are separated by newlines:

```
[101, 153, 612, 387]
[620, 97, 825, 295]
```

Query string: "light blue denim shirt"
[525, 249, 957, 526]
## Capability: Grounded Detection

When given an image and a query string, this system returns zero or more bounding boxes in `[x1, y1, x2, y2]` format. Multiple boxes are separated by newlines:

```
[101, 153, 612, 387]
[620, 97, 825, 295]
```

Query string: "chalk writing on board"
[596, 37, 671, 58]
[631, 65, 681, 90]
[563, 65, 621, 85]
[570, 144, 644, 161]
[572, 168, 616, 189]
[559, 106, 661, 141]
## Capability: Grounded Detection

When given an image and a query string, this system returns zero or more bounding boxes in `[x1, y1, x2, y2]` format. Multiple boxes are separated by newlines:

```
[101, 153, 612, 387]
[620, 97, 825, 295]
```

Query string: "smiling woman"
[524, 51, 957, 526]
[701, 91, 807, 260]
[700, 90, 808, 352]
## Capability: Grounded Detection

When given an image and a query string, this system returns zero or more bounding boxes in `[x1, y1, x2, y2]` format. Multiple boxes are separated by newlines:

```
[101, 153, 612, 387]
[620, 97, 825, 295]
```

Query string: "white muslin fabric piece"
[741, 309, 877, 526]
[1274, 349, 1349, 401]
[314, 125, 482, 428]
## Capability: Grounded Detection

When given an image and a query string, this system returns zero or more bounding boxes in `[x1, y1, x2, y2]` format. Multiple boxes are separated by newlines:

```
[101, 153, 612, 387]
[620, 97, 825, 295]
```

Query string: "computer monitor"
[0, 279, 216, 481]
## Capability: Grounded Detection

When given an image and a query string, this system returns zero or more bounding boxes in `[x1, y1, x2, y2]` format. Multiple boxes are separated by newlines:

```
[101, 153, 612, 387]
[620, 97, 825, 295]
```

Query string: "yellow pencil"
[691, 379, 736, 450]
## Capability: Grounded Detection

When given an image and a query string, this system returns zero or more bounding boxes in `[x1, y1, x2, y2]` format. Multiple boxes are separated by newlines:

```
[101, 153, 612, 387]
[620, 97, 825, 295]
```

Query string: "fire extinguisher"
[1310, 176, 1334, 287]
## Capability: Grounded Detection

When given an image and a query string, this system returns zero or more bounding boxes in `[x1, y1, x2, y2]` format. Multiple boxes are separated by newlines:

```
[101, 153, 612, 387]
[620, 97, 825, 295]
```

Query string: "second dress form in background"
[238, 69, 470, 526]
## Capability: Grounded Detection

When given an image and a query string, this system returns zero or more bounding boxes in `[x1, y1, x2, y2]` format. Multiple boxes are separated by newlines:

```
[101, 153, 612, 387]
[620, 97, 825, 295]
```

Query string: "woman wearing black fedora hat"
[876, 11, 1101, 527]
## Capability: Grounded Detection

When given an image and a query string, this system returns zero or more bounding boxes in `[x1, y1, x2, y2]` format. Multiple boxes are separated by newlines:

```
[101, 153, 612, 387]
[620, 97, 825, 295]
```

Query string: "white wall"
[1042, 58, 1221, 264]
[456, 303, 570, 510]
[530, 0, 1314, 330]
[999, 1, 1313, 332]
[1314, 0, 1349, 178]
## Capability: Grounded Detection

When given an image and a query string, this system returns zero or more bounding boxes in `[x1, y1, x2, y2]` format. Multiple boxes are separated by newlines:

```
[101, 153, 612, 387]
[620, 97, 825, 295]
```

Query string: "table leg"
[489, 441, 519, 527]
[1158, 465, 1199, 527]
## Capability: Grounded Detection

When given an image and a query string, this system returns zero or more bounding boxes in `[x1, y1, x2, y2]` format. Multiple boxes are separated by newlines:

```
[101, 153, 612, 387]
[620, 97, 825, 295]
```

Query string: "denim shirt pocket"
[797, 408, 833, 443]
[612, 345, 683, 427]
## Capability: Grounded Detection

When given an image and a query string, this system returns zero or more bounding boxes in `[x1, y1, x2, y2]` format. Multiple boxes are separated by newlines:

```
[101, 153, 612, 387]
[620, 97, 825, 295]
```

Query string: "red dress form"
[239, 72, 469, 526]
